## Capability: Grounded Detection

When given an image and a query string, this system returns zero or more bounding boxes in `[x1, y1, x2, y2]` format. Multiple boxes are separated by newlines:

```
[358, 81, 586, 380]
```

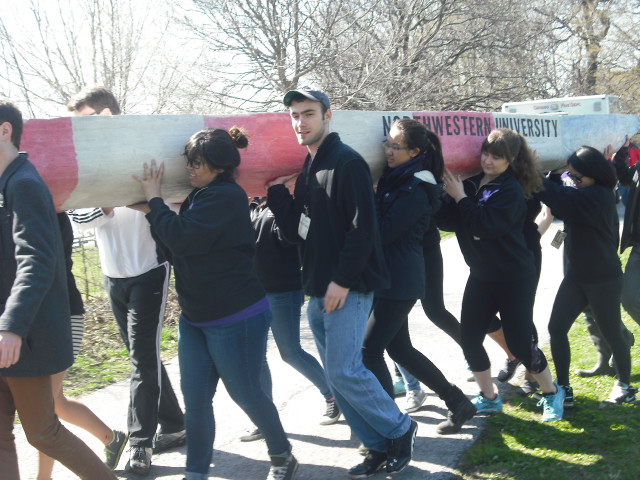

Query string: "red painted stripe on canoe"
[22, 117, 78, 211]
[204, 113, 306, 196]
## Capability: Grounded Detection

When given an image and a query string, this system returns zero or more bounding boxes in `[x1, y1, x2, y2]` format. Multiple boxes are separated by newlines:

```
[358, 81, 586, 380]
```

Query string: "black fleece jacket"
[537, 177, 621, 283]
[250, 200, 302, 293]
[267, 132, 389, 297]
[375, 164, 435, 300]
[147, 179, 266, 323]
[436, 167, 535, 281]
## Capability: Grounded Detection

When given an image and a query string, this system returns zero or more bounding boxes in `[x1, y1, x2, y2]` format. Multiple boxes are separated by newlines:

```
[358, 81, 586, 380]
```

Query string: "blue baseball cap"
[283, 87, 331, 110]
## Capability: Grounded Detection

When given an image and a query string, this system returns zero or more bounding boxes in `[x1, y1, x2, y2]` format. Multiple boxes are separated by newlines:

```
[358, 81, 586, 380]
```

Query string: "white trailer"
[501, 95, 622, 115]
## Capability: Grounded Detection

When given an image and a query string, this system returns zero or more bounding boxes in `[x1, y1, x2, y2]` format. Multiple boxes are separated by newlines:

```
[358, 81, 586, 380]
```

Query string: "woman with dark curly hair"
[132, 127, 297, 480]
[439, 128, 563, 423]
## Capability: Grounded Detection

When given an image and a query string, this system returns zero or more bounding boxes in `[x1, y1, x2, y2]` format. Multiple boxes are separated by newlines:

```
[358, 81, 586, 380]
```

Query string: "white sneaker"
[605, 381, 638, 405]
[404, 389, 427, 413]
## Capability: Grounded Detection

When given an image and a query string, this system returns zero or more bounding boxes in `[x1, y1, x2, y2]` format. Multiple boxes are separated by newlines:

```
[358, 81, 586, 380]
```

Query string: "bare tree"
[182, 0, 382, 111]
[315, 0, 563, 111]
[183, 0, 567, 112]
[533, 0, 618, 95]
[0, 0, 203, 117]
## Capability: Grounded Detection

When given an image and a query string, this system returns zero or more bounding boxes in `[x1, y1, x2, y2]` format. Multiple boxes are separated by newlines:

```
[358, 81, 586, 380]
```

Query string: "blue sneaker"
[471, 392, 503, 413]
[393, 378, 406, 397]
[538, 383, 565, 422]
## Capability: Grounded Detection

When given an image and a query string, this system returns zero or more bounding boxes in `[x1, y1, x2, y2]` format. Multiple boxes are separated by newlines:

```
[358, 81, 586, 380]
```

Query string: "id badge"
[551, 230, 566, 249]
[298, 213, 310, 240]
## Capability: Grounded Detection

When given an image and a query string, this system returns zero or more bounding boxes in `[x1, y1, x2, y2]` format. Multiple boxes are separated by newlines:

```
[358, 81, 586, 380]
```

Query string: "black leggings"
[421, 242, 462, 345]
[486, 244, 542, 342]
[461, 273, 547, 373]
[549, 275, 631, 385]
[363, 297, 452, 398]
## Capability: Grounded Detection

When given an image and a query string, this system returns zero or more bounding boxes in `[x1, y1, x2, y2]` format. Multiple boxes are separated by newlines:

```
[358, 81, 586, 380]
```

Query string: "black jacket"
[375, 164, 436, 300]
[537, 177, 622, 283]
[268, 132, 389, 297]
[147, 179, 266, 323]
[250, 199, 302, 293]
[0, 154, 73, 377]
[436, 167, 535, 281]
[57, 213, 84, 316]
[613, 146, 640, 252]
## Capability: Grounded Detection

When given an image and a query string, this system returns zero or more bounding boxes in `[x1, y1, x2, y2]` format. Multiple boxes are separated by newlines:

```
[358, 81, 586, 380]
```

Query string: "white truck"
[501, 94, 622, 115]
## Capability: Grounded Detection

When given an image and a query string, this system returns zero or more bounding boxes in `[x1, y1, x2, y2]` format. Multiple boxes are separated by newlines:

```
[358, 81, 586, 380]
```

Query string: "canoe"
[21, 111, 640, 210]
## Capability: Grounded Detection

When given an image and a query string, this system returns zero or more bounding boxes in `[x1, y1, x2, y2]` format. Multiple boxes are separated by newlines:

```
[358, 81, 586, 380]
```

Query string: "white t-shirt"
[68, 207, 162, 278]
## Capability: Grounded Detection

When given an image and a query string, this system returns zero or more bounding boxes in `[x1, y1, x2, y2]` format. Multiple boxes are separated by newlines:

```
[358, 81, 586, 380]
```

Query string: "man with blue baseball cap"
[267, 87, 418, 478]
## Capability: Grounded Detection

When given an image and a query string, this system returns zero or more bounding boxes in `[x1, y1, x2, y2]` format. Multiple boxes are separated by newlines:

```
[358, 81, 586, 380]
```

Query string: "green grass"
[440, 230, 455, 241]
[458, 250, 640, 480]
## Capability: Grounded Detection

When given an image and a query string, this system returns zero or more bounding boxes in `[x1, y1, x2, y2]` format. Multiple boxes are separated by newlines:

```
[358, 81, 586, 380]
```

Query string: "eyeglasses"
[382, 140, 409, 152]
[186, 159, 203, 169]
[565, 171, 584, 184]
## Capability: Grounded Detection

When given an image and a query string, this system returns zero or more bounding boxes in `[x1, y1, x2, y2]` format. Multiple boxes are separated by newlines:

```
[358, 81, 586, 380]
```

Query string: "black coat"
[436, 167, 535, 281]
[268, 132, 389, 297]
[250, 200, 302, 293]
[57, 213, 84, 316]
[0, 154, 73, 377]
[375, 165, 436, 300]
[537, 177, 621, 283]
[147, 179, 266, 323]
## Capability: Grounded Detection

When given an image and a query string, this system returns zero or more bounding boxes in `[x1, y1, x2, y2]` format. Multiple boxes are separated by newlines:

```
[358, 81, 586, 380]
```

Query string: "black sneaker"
[347, 450, 387, 479]
[385, 419, 418, 473]
[319, 397, 341, 425]
[497, 358, 521, 382]
[267, 453, 298, 480]
[125, 446, 152, 475]
[239, 428, 263, 442]
[562, 385, 575, 408]
[152, 429, 186, 453]
[104, 430, 128, 469]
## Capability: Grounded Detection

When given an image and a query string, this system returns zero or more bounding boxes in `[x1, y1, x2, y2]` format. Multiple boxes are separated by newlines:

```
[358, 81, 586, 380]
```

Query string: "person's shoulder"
[334, 145, 368, 173]
[585, 183, 616, 200]
[213, 180, 247, 195]
[323, 133, 362, 161]
[204, 181, 249, 205]
[497, 171, 524, 192]
[6, 167, 49, 197]
[5, 156, 39, 180]
[336, 141, 364, 161]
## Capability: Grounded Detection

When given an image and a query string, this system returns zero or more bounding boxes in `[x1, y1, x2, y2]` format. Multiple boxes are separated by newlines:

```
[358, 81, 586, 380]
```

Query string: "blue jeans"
[396, 363, 421, 392]
[178, 312, 290, 475]
[307, 292, 410, 452]
[267, 290, 331, 398]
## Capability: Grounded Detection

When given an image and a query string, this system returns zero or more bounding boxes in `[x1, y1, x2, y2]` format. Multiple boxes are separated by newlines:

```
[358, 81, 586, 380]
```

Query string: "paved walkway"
[15, 223, 566, 480]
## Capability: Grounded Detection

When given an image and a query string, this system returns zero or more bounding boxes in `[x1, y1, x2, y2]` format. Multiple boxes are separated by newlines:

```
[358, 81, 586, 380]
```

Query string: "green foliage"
[458, 248, 640, 479]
